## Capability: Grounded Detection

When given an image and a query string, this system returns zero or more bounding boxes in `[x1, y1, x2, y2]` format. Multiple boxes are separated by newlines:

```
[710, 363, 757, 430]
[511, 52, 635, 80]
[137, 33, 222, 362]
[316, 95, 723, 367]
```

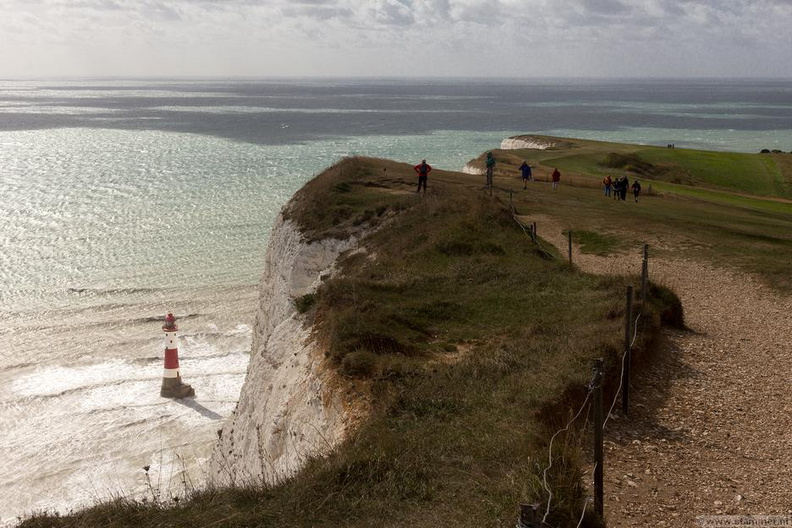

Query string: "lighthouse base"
[161, 376, 195, 399]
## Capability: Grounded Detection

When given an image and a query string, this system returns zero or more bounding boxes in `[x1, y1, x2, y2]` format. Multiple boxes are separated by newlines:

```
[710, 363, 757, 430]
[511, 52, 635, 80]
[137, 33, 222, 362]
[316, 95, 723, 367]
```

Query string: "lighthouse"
[160, 312, 195, 399]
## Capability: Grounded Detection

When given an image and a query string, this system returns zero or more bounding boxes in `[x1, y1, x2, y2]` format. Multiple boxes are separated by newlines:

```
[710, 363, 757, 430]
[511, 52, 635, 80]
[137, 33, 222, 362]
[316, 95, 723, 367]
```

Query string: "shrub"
[340, 350, 378, 377]
[295, 293, 317, 313]
[600, 152, 656, 175]
[436, 239, 475, 256]
[648, 283, 685, 329]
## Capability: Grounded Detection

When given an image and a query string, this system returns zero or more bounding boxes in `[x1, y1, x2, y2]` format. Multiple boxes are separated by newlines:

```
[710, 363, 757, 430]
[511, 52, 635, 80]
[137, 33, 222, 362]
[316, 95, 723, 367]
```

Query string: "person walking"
[519, 160, 532, 189]
[620, 175, 629, 201]
[485, 152, 496, 187]
[413, 159, 432, 193]
[632, 180, 642, 202]
[603, 175, 612, 197]
[551, 168, 561, 190]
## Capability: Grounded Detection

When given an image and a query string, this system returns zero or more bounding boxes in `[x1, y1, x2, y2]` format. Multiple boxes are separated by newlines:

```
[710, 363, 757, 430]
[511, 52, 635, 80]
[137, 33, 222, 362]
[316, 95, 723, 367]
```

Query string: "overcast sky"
[1, 0, 791, 79]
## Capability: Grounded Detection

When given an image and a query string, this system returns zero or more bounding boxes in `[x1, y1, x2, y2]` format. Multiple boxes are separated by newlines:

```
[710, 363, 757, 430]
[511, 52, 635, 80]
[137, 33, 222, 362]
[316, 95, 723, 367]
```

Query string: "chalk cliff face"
[500, 136, 558, 150]
[462, 162, 484, 175]
[209, 213, 360, 486]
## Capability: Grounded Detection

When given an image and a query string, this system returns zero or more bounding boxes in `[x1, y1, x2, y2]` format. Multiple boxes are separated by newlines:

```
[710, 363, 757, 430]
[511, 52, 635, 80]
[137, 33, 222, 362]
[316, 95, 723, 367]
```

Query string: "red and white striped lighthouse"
[160, 312, 195, 399]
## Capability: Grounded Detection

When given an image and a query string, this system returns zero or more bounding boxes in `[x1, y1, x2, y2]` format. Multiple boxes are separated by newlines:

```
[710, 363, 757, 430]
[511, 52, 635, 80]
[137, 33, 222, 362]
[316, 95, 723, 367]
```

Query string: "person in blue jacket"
[519, 160, 532, 189]
[632, 180, 642, 202]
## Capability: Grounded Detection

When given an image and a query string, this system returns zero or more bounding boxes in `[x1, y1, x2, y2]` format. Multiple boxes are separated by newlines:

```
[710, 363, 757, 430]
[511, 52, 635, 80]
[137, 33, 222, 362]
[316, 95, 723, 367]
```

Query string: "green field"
[483, 135, 792, 203]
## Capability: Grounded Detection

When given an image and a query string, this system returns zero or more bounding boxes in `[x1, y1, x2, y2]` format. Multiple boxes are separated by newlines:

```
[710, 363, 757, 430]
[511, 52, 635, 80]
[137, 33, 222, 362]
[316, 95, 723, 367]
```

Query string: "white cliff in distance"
[500, 135, 560, 150]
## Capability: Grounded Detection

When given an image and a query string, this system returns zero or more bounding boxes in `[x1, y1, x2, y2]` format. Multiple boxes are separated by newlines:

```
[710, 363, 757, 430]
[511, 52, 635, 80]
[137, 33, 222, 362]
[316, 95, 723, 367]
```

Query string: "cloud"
[366, 0, 416, 26]
[577, 0, 631, 16]
[281, 4, 353, 21]
[0, 0, 790, 77]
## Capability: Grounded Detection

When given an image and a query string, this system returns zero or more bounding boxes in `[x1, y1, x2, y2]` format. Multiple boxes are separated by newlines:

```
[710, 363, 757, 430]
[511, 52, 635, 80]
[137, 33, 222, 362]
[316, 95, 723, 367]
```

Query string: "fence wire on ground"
[540, 376, 596, 525]
[562, 307, 642, 526]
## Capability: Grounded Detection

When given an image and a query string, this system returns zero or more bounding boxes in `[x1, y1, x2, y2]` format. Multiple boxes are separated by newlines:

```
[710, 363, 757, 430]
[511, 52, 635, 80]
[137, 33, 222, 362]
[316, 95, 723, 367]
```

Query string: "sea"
[1, 78, 791, 524]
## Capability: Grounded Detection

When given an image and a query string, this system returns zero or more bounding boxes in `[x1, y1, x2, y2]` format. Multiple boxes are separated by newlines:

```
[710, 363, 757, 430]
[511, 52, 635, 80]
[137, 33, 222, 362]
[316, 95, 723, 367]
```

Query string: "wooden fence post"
[622, 285, 633, 415]
[593, 358, 604, 518]
[641, 244, 649, 306]
[517, 503, 542, 528]
[568, 231, 573, 264]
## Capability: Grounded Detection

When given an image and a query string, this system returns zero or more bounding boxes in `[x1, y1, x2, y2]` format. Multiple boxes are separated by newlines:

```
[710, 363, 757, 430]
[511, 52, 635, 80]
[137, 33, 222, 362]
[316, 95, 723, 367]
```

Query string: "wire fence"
[536, 282, 646, 528]
[491, 184, 652, 528]
[507, 189, 561, 261]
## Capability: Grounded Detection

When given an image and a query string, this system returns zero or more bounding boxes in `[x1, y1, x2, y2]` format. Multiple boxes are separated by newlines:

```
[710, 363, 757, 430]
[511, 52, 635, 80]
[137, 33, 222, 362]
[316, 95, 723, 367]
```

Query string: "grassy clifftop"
[22, 136, 792, 527]
[472, 136, 792, 291]
[476, 134, 792, 202]
[22, 156, 683, 528]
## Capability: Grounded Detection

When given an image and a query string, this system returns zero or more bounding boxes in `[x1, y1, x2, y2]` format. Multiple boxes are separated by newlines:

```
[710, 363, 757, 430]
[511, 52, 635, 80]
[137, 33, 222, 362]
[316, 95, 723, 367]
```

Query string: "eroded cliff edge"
[209, 212, 362, 486]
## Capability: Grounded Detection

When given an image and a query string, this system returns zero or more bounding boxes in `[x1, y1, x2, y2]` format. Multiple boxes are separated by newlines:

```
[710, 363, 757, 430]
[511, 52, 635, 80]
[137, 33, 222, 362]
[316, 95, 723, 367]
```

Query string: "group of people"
[416, 153, 560, 193]
[602, 175, 641, 202]
[520, 159, 561, 190]
[414, 154, 641, 203]
[414, 151, 510, 193]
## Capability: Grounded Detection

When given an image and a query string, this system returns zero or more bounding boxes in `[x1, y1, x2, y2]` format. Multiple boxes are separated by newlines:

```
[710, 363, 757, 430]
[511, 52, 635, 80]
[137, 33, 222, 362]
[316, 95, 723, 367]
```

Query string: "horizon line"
[1, 75, 791, 83]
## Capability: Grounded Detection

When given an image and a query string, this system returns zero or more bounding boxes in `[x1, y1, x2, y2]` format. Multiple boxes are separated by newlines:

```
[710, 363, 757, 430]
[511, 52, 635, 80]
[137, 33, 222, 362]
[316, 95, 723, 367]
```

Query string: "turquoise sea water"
[0, 126, 532, 523]
[1, 79, 791, 523]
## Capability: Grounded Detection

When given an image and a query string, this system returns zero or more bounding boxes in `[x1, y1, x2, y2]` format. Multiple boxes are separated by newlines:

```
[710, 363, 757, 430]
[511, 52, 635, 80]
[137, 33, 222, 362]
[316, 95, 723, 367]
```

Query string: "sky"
[1, 0, 791, 79]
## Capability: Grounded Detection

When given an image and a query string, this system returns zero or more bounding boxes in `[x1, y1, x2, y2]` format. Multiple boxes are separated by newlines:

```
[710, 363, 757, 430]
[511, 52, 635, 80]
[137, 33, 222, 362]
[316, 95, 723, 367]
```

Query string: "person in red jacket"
[551, 168, 561, 190]
[414, 159, 432, 193]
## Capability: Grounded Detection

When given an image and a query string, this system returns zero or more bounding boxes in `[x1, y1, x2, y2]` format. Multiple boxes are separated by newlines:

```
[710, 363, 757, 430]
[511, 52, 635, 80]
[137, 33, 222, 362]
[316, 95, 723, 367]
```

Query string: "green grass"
[636, 147, 787, 196]
[489, 135, 792, 291]
[639, 180, 792, 214]
[496, 135, 792, 201]
[564, 230, 626, 256]
[507, 176, 792, 292]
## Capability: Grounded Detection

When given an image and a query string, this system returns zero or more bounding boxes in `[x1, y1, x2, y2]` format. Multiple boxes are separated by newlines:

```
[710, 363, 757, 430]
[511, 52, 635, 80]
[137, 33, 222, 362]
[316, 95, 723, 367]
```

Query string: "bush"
[648, 283, 685, 329]
[340, 350, 378, 377]
[600, 152, 656, 175]
[295, 293, 317, 313]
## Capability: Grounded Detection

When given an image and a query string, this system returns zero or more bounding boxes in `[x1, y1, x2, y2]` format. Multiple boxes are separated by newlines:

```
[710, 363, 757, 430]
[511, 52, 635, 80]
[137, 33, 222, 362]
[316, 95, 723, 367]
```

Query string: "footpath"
[533, 215, 792, 527]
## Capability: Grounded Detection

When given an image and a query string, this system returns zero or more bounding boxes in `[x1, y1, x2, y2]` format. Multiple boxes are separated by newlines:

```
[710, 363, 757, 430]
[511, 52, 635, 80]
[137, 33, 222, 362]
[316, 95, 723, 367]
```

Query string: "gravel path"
[530, 214, 792, 527]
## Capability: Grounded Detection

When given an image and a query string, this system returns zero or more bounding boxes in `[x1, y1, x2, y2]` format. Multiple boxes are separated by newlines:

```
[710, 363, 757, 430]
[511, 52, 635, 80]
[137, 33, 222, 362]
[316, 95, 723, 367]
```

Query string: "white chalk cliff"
[209, 213, 361, 486]
[500, 136, 559, 150]
[462, 162, 484, 175]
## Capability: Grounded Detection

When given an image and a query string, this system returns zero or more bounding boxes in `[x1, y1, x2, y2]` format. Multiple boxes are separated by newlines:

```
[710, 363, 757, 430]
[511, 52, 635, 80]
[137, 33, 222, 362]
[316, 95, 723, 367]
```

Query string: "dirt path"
[529, 214, 792, 526]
